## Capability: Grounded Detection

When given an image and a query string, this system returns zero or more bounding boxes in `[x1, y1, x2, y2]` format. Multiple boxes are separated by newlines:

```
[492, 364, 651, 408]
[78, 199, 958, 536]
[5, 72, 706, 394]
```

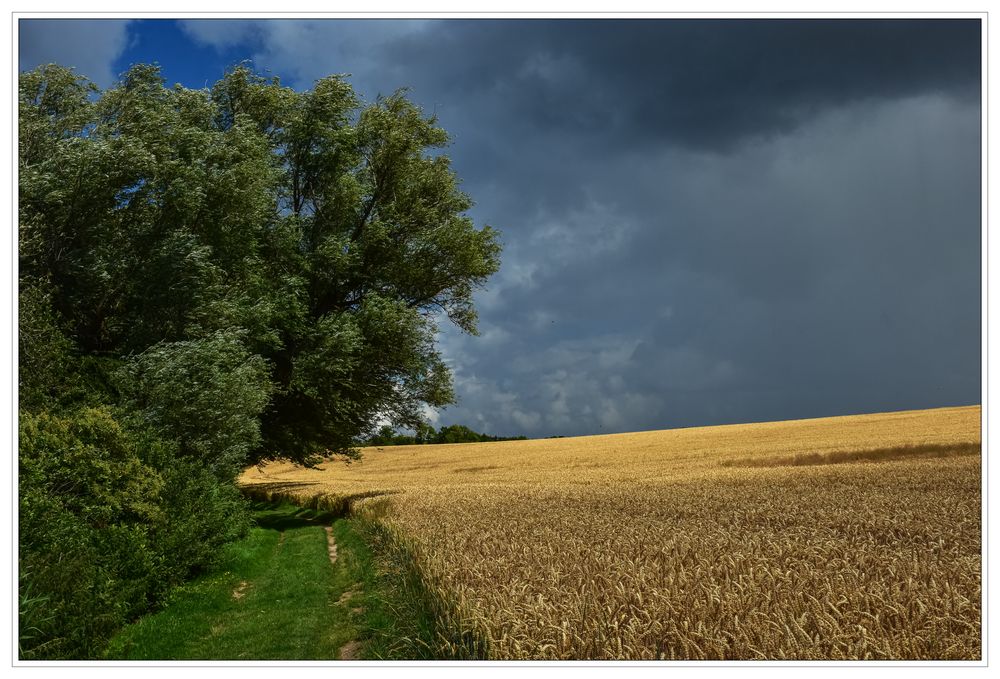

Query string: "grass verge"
[103, 501, 446, 660]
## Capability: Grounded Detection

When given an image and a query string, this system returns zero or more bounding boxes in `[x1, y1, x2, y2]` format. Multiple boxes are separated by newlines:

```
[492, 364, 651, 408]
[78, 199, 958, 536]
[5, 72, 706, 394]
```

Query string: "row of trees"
[18, 63, 500, 658]
[366, 423, 528, 446]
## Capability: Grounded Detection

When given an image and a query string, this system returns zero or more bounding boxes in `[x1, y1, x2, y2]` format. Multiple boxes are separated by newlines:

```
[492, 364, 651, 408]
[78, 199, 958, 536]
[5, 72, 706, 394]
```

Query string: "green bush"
[150, 457, 252, 584]
[19, 407, 163, 658]
[18, 407, 251, 659]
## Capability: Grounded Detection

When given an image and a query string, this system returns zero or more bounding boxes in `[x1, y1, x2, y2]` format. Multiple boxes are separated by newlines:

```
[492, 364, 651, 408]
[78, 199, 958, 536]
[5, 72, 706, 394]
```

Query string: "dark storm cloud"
[26, 18, 982, 437]
[434, 93, 981, 437]
[210, 19, 982, 228]
[380, 19, 980, 152]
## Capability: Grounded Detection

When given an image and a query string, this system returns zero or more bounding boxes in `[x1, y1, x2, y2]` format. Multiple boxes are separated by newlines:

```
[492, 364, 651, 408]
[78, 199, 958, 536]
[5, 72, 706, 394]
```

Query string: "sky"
[18, 18, 983, 438]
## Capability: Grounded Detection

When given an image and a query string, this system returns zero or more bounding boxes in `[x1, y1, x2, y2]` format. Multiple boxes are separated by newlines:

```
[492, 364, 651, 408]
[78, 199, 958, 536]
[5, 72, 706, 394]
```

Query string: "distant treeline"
[367, 423, 528, 446]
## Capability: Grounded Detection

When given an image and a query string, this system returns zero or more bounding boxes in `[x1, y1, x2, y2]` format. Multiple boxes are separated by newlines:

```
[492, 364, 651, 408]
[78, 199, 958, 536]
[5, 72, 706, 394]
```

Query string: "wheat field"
[240, 405, 982, 660]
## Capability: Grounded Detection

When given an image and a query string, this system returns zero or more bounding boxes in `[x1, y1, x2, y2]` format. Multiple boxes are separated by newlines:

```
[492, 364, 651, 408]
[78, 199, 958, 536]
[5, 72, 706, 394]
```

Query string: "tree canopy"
[19, 62, 502, 467]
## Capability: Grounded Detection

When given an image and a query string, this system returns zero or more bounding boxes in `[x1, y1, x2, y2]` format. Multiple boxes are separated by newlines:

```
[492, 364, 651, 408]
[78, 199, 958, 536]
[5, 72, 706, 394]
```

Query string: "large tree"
[19, 62, 501, 467]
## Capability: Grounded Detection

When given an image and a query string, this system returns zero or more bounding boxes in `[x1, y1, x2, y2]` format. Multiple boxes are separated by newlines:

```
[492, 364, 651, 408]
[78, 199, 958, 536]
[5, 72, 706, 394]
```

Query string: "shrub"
[18, 407, 163, 658]
[150, 457, 252, 585]
[18, 406, 252, 659]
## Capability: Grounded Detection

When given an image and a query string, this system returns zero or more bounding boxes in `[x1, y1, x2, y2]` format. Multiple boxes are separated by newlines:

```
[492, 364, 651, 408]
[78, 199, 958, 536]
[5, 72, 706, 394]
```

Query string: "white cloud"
[178, 19, 261, 50]
[178, 19, 432, 96]
[419, 403, 441, 426]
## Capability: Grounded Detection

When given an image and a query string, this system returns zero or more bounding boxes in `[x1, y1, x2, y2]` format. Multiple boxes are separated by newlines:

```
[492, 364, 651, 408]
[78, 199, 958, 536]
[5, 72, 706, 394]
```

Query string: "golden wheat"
[241, 405, 981, 660]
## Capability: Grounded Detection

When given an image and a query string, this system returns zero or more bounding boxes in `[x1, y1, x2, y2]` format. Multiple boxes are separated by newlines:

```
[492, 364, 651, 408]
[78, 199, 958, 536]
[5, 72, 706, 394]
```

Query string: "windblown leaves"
[19, 62, 500, 464]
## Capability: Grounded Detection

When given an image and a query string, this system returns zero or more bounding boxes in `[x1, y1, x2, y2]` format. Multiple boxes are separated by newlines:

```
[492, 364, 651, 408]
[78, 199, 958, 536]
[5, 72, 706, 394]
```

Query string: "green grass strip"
[104, 501, 465, 660]
[105, 503, 349, 659]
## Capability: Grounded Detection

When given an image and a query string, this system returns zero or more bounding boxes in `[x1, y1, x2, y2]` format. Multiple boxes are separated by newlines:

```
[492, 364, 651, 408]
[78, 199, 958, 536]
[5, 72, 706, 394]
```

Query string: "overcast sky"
[19, 18, 982, 437]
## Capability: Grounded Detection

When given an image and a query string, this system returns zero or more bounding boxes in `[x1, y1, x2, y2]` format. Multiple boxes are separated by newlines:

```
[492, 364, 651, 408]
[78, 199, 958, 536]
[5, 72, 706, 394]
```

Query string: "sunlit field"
[241, 405, 981, 660]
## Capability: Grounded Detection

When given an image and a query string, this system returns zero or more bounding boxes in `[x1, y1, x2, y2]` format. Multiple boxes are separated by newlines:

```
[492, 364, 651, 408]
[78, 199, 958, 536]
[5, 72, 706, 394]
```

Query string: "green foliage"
[18, 407, 252, 659]
[149, 457, 253, 581]
[18, 407, 163, 658]
[435, 424, 488, 444]
[18, 279, 75, 410]
[20, 62, 500, 466]
[116, 329, 272, 478]
[18, 61, 499, 657]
